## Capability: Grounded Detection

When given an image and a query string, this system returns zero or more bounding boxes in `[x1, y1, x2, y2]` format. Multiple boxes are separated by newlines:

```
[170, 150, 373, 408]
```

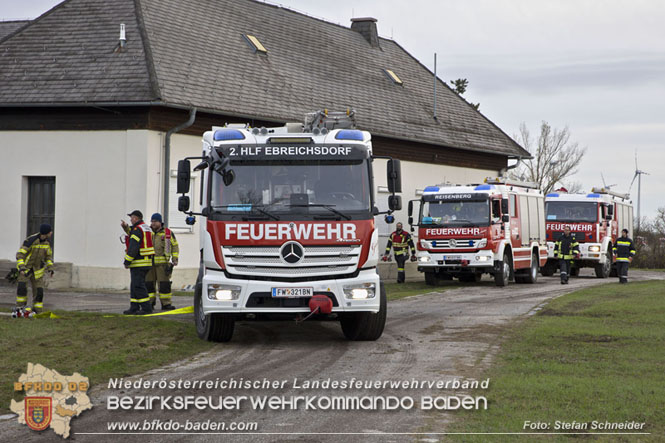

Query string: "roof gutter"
[163, 107, 196, 225]
[500, 156, 524, 176]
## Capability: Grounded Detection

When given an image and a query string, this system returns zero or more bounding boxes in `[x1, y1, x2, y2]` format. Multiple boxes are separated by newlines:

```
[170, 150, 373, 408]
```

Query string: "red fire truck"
[175, 111, 402, 342]
[543, 187, 633, 278]
[408, 178, 548, 286]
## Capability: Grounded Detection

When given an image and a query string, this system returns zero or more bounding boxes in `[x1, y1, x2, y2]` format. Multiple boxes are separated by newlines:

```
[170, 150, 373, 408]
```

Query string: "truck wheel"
[424, 272, 438, 286]
[521, 253, 539, 284]
[540, 260, 556, 277]
[195, 282, 235, 342]
[595, 250, 611, 278]
[340, 283, 387, 341]
[494, 253, 511, 287]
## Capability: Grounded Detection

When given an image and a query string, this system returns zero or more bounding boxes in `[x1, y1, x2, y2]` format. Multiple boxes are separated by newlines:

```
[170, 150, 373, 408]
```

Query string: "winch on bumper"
[416, 249, 494, 272]
[201, 268, 381, 314]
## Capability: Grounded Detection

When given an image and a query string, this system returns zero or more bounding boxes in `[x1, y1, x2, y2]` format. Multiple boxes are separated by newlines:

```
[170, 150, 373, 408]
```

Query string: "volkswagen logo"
[449, 239, 457, 248]
[280, 241, 304, 264]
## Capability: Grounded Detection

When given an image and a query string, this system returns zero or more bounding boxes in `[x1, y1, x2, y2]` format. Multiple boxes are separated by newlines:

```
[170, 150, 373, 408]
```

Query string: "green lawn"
[446, 280, 665, 441]
[0, 311, 213, 413]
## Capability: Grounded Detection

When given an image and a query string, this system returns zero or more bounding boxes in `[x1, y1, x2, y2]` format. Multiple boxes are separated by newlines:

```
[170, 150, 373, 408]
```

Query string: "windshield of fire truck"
[420, 200, 490, 226]
[545, 201, 598, 223]
[210, 159, 371, 220]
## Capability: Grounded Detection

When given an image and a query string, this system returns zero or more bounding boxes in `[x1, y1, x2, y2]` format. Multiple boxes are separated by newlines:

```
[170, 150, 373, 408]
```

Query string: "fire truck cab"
[409, 178, 548, 286]
[175, 111, 402, 342]
[543, 187, 633, 278]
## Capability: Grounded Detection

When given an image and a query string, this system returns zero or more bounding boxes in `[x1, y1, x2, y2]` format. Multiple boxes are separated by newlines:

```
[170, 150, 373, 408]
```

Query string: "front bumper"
[201, 268, 381, 314]
[416, 250, 494, 270]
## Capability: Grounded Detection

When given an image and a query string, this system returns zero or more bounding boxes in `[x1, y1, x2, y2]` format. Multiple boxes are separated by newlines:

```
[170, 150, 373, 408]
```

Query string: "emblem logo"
[25, 397, 52, 432]
[280, 241, 304, 264]
[449, 239, 457, 248]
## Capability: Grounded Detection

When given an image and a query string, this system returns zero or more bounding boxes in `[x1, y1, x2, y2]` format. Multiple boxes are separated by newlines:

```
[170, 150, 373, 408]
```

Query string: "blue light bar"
[474, 184, 495, 191]
[335, 129, 364, 141]
[586, 193, 601, 198]
[546, 193, 560, 197]
[214, 128, 245, 141]
[424, 186, 440, 192]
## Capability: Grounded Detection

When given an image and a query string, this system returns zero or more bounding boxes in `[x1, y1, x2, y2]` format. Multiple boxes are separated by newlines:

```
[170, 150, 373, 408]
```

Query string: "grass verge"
[446, 280, 665, 441]
[384, 281, 462, 301]
[0, 311, 213, 414]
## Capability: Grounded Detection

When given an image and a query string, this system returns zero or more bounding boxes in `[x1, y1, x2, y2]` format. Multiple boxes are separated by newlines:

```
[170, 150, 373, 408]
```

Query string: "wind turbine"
[601, 173, 617, 190]
[628, 152, 649, 231]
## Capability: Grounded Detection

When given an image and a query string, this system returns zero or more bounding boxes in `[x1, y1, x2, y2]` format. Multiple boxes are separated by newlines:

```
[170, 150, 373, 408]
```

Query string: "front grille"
[431, 239, 480, 248]
[246, 292, 339, 308]
[222, 244, 361, 278]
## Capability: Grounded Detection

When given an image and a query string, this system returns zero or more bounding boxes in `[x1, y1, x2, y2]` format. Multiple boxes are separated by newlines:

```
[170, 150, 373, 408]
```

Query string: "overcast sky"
[3, 0, 663, 220]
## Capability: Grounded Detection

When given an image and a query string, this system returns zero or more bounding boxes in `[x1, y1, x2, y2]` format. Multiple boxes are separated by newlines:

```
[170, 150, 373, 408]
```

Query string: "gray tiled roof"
[0, 0, 527, 157]
[0, 20, 29, 40]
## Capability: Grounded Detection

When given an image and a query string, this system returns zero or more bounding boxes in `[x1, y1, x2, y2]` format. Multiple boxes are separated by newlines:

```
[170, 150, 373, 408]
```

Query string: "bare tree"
[514, 122, 586, 195]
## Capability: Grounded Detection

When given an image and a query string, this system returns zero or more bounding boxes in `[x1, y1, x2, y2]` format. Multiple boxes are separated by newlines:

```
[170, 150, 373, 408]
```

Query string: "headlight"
[588, 245, 601, 252]
[343, 283, 376, 299]
[419, 256, 431, 262]
[475, 239, 487, 248]
[207, 284, 241, 300]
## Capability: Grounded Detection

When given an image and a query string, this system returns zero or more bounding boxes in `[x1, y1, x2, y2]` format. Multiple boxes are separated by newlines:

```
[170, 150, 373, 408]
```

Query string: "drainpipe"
[163, 108, 196, 225]
[500, 156, 522, 177]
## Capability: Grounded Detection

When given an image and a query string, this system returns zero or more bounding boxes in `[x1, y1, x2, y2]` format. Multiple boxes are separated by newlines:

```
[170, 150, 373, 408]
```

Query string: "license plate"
[444, 255, 462, 261]
[271, 287, 313, 298]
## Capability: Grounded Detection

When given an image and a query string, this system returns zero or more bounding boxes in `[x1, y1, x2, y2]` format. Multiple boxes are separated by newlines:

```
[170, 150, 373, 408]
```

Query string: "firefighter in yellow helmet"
[146, 213, 179, 310]
[121, 210, 155, 315]
[15, 224, 54, 313]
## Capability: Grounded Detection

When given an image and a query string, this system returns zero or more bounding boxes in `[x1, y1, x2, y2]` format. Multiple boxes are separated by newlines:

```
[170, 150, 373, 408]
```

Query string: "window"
[243, 34, 267, 53]
[382, 69, 403, 85]
[510, 194, 517, 217]
[27, 176, 56, 249]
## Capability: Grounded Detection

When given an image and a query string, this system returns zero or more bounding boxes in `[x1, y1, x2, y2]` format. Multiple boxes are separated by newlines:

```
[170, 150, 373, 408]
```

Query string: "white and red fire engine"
[176, 111, 402, 342]
[543, 187, 633, 278]
[408, 178, 548, 286]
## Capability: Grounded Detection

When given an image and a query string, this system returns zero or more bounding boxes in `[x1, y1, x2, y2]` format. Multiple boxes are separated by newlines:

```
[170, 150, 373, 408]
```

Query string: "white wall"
[0, 129, 498, 289]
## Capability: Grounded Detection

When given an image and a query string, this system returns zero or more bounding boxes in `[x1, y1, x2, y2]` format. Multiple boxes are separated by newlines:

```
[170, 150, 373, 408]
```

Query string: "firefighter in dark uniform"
[554, 226, 580, 284]
[147, 213, 178, 310]
[15, 224, 54, 313]
[382, 222, 416, 283]
[613, 228, 636, 284]
[121, 210, 155, 315]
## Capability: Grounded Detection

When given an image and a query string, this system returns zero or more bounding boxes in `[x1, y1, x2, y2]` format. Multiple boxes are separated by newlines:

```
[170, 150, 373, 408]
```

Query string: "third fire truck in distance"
[408, 178, 548, 286]
[543, 187, 634, 278]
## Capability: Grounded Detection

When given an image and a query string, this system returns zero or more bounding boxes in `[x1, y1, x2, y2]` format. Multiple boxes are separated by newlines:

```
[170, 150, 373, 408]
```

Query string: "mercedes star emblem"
[449, 239, 457, 248]
[280, 241, 304, 264]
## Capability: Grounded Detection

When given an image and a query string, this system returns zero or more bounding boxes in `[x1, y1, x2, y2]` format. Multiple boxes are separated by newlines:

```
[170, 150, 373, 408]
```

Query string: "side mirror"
[223, 169, 235, 186]
[177, 160, 191, 194]
[501, 198, 509, 214]
[408, 216, 413, 225]
[502, 214, 510, 223]
[607, 205, 614, 217]
[388, 194, 402, 211]
[178, 195, 190, 212]
[408, 200, 413, 217]
[387, 159, 402, 193]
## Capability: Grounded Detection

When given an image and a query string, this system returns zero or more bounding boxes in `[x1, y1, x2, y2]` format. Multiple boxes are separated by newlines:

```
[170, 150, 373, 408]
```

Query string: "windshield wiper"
[289, 204, 352, 220]
[211, 205, 280, 221]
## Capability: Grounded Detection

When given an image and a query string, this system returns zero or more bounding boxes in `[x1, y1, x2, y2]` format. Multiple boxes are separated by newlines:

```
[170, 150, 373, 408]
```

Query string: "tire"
[595, 249, 611, 278]
[494, 253, 511, 287]
[540, 260, 556, 277]
[340, 283, 387, 341]
[195, 281, 235, 342]
[521, 253, 539, 284]
[424, 272, 438, 286]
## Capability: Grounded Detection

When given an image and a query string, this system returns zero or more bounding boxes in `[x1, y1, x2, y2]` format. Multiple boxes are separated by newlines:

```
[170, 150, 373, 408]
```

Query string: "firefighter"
[15, 224, 54, 313]
[613, 228, 636, 284]
[121, 210, 155, 315]
[382, 222, 416, 283]
[147, 213, 178, 310]
[554, 226, 580, 284]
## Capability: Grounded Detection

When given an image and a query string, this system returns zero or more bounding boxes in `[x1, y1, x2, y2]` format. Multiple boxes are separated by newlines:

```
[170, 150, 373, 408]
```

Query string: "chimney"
[351, 17, 379, 48]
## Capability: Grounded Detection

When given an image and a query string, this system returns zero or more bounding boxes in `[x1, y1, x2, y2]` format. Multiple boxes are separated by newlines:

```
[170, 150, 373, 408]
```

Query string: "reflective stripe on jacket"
[554, 234, 580, 260]
[16, 233, 53, 275]
[124, 222, 155, 268]
[385, 231, 415, 256]
[153, 227, 179, 264]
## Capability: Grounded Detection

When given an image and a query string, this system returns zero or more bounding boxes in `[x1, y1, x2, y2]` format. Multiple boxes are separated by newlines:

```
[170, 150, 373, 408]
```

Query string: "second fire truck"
[409, 178, 548, 286]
